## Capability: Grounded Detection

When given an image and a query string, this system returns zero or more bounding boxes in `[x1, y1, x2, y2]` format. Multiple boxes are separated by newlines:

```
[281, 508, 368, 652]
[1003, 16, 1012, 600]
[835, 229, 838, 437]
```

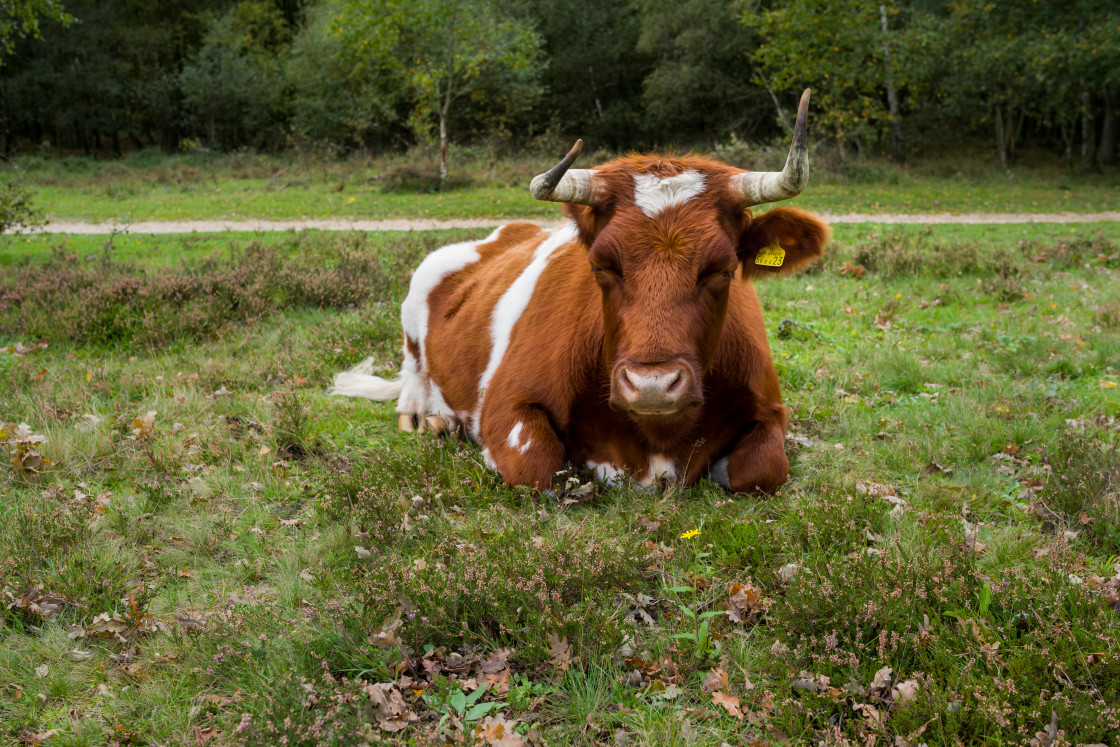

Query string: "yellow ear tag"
[755, 241, 785, 268]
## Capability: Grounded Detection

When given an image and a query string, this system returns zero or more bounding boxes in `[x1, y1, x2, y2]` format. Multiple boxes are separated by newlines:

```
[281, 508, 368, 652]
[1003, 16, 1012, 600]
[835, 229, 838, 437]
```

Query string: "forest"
[2, 0, 1119, 170]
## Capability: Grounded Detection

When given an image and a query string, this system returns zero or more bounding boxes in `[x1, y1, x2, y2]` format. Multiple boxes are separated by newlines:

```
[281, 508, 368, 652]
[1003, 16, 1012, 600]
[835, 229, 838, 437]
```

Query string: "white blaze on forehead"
[640, 454, 677, 486]
[471, 222, 577, 440]
[507, 422, 532, 454]
[632, 170, 706, 217]
[709, 457, 731, 489]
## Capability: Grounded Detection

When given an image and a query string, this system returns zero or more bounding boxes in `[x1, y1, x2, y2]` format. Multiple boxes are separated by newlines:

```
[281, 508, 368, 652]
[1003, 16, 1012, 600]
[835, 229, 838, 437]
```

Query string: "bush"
[0, 236, 390, 347]
[0, 171, 43, 233]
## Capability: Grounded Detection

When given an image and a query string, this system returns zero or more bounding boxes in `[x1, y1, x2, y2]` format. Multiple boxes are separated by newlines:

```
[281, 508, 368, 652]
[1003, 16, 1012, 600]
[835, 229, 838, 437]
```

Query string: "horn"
[530, 139, 600, 205]
[730, 88, 812, 206]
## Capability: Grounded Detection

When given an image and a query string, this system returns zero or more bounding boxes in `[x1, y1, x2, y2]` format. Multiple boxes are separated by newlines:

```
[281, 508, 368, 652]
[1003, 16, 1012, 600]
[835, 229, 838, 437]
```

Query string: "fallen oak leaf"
[712, 691, 744, 720]
[547, 631, 572, 672]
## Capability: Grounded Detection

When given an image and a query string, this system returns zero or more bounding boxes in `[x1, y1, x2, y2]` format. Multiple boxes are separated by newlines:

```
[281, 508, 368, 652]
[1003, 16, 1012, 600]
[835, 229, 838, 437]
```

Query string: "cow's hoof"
[426, 414, 462, 436]
[398, 413, 418, 432]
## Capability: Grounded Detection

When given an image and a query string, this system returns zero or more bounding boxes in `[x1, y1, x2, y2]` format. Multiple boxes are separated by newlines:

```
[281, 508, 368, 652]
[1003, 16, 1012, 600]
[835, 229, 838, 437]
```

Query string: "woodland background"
[2, 0, 1119, 172]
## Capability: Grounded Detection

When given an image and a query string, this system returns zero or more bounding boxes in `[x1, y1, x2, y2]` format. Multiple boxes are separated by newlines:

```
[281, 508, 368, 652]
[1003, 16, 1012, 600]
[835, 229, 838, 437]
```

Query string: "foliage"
[0, 170, 42, 232]
[0, 0, 71, 58]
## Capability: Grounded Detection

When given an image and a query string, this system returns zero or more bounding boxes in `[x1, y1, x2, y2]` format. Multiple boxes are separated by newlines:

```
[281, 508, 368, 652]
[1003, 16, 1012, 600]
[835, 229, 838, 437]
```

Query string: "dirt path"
[28, 211, 1120, 234]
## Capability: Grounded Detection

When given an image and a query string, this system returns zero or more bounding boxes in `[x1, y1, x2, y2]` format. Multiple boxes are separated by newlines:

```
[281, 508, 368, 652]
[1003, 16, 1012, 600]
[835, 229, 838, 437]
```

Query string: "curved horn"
[530, 139, 600, 205]
[730, 88, 812, 206]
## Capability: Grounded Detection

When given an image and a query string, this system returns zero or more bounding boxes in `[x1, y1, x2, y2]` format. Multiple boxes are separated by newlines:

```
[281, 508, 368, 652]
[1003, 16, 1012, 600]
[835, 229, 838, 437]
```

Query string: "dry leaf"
[34, 664, 48, 678]
[66, 649, 94, 662]
[354, 546, 372, 559]
[712, 691, 744, 720]
[892, 679, 919, 704]
[547, 632, 572, 672]
[131, 411, 157, 439]
[870, 665, 893, 693]
[703, 667, 730, 693]
[370, 607, 403, 649]
[728, 581, 770, 623]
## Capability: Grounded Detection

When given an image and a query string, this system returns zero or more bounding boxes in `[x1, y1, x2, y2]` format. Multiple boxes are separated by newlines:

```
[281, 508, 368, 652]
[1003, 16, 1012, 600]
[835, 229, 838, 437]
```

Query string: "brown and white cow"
[333, 90, 830, 493]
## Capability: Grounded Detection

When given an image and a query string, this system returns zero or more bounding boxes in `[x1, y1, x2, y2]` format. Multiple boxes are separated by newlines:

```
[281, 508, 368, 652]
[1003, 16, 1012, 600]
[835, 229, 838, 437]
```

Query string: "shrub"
[0, 237, 391, 347]
[0, 170, 43, 233]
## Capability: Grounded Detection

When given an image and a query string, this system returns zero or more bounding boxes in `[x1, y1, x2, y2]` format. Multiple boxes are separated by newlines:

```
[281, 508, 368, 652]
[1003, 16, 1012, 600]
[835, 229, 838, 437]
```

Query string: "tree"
[333, 0, 541, 183]
[0, 0, 71, 59]
[637, 0, 771, 146]
[744, 0, 910, 158]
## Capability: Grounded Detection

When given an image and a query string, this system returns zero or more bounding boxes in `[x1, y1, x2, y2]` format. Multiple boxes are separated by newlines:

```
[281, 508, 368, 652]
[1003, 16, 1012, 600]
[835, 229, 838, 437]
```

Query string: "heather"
[1, 223, 1118, 745]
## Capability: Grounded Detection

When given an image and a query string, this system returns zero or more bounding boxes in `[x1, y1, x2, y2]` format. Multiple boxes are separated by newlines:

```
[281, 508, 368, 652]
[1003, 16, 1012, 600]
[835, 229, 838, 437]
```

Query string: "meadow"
[1, 207, 1119, 744]
[10, 147, 1120, 224]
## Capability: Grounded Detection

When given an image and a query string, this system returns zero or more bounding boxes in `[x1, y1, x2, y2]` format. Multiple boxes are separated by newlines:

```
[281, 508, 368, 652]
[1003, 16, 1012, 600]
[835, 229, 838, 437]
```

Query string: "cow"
[332, 89, 830, 493]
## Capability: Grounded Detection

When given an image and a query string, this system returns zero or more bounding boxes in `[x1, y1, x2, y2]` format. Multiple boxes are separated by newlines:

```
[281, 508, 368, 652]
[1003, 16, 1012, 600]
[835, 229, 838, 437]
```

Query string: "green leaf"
[464, 701, 500, 722]
[450, 688, 467, 715]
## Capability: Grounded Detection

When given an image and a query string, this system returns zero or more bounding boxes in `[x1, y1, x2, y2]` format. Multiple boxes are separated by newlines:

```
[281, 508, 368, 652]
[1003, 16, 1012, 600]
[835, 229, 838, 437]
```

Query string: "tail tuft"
[330, 357, 403, 401]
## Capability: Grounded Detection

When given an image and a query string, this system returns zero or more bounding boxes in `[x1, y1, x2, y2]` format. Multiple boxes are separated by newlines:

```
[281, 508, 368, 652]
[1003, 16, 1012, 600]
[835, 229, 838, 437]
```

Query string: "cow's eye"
[699, 267, 734, 284]
[591, 264, 621, 279]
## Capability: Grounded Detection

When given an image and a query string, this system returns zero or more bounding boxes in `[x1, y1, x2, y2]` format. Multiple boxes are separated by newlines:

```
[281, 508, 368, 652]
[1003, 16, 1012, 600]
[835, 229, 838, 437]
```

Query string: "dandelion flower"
[679, 529, 701, 540]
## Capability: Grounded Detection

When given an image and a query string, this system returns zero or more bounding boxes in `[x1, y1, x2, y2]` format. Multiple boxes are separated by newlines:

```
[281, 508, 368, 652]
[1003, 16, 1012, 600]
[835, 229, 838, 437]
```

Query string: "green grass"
[1, 223, 1119, 745]
[7, 148, 1120, 222]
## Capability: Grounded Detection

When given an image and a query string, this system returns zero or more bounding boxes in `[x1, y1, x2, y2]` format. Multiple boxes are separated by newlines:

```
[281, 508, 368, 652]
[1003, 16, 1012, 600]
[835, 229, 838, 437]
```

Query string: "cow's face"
[568, 158, 830, 426]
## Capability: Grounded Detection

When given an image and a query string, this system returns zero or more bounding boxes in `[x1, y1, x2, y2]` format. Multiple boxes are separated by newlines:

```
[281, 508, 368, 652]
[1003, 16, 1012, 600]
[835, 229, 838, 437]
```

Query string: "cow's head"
[530, 90, 830, 431]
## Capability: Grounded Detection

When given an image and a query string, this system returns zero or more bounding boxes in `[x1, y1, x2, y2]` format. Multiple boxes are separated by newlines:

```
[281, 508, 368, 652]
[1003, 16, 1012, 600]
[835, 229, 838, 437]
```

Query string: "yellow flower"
[679, 529, 701, 540]
[1101, 381, 1117, 390]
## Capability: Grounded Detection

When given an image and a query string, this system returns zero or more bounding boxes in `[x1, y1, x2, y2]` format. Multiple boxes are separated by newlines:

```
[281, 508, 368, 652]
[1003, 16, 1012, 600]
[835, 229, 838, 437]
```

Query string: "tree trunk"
[880, 4, 902, 163]
[588, 64, 604, 122]
[1099, 84, 1117, 166]
[1081, 86, 1098, 172]
[994, 105, 1008, 169]
[1059, 121, 1074, 170]
[439, 108, 448, 184]
[752, 64, 790, 134]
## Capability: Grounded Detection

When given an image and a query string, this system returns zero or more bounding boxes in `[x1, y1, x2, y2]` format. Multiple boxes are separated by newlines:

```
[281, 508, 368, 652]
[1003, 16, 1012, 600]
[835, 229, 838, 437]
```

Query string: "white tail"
[330, 357, 403, 401]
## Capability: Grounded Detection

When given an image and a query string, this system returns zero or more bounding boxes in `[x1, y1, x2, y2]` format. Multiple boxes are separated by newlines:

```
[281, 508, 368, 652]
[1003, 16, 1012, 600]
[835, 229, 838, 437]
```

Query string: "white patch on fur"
[507, 422, 532, 454]
[392, 225, 505, 416]
[632, 171, 706, 217]
[329, 357, 404, 400]
[709, 457, 731, 489]
[471, 222, 577, 439]
[587, 460, 624, 486]
[481, 447, 497, 470]
[640, 454, 677, 486]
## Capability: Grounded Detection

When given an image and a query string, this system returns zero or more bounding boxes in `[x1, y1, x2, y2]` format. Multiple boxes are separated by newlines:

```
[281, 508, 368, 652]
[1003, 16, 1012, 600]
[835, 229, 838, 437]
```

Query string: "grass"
[1, 221, 1119, 745]
[5, 147, 1120, 223]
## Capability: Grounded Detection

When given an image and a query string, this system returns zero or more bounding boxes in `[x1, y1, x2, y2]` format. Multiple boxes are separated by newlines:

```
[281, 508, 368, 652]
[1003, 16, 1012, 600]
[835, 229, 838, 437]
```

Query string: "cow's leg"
[716, 414, 789, 495]
[480, 406, 565, 490]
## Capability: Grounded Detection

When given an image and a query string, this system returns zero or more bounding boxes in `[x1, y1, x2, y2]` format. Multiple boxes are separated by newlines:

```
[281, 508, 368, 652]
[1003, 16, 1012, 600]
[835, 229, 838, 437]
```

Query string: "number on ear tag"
[755, 242, 785, 267]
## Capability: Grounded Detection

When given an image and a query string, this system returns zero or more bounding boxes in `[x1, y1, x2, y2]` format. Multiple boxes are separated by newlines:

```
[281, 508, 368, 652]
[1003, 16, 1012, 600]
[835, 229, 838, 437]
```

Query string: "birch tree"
[334, 0, 541, 184]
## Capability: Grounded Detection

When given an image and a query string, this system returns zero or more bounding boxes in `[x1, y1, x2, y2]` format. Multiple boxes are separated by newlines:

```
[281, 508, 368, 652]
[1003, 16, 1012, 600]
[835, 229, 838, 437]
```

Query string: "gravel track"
[27, 211, 1120, 235]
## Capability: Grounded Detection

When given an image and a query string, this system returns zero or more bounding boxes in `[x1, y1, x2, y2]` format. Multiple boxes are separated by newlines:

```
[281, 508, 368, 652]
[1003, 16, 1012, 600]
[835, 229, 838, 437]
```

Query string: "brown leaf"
[702, 667, 729, 693]
[85, 612, 129, 638]
[131, 411, 157, 439]
[473, 714, 525, 746]
[547, 632, 572, 672]
[711, 691, 744, 720]
[370, 607, 403, 649]
[870, 665, 893, 693]
[728, 581, 770, 623]
[891, 679, 919, 704]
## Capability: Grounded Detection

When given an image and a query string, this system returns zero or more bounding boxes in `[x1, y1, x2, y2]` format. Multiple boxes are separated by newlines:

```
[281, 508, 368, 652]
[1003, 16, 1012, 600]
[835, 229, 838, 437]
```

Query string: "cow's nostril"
[666, 369, 685, 395]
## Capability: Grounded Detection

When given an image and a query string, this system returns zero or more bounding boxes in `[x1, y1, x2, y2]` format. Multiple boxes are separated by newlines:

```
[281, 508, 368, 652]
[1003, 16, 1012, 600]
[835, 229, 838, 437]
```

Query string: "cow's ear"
[737, 207, 829, 278]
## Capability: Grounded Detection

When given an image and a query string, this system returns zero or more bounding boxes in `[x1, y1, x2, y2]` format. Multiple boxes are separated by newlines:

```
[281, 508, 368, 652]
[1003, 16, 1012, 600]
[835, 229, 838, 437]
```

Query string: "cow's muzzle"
[611, 359, 701, 416]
